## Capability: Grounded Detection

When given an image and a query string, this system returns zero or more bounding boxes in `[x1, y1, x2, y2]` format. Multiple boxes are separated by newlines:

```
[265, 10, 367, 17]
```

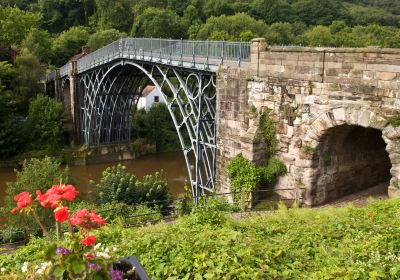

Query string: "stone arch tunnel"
[216, 38, 400, 206]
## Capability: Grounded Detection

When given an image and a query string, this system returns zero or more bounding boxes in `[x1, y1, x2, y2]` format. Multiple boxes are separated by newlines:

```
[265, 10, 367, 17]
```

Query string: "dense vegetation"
[1, 198, 400, 279]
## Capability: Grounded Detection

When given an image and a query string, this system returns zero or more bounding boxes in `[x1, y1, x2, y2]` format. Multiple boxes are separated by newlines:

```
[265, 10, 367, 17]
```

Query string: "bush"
[0, 157, 71, 235]
[95, 164, 171, 211]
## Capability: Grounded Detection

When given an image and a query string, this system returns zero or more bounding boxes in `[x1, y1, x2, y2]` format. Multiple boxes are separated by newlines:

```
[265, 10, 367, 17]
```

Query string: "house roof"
[68, 46, 91, 62]
[141, 85, 156, 97]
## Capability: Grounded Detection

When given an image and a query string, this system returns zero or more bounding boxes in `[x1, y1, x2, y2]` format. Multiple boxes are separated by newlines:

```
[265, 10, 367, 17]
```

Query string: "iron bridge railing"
[49, 37, 251, 79]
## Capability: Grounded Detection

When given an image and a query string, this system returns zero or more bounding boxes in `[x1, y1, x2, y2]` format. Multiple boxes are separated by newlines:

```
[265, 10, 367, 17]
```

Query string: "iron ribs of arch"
[78, 61, 217, 199]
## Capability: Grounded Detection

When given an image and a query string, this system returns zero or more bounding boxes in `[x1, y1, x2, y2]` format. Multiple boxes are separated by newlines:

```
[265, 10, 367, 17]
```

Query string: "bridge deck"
[49, 38, 251, 80]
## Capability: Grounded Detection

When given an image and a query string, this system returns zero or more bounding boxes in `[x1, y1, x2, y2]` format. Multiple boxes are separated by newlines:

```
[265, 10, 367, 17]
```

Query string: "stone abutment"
[216, 38, 400, 206]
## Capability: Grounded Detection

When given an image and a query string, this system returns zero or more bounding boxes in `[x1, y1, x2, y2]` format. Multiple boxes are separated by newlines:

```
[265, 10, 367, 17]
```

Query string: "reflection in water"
[0, 152, 188, 206]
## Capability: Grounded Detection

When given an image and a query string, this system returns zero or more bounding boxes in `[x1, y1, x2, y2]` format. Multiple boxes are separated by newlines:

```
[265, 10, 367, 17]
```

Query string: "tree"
[12, 50, 44, 114]
[292, 0, 344, 26]
[93, 0, 133, 32]
[189, 13, 267, 41]
[250, 0, 298, 24]
[38, 0, 95, 34]
[203, 0, 233, 18]
[265, 22, 295, 45]
[0, 6, 41, 46]
[132, 7, 186, 38]
[298, 25, 334, 47]
[51, 26, 90, 66]
[21, 28, 53, 63]
[87, 29, 126, 51]
[28, 94, 65, 156]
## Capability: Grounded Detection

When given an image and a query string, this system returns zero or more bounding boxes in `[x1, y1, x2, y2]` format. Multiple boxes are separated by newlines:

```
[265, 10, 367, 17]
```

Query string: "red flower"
[36, 190, 61, 209]
[10, 207, 18, 214]
[54, 207, 70, 223]
[13, 192, 32, 209]
[84, 253, 95, 259]
[35, 184, 78, 209]
[89, 210, 106, 226]
[60, 184, 79, 201]
[69, 209, 106, 229]
[69, 209, 87, 226]
[80, 235, 96, 246]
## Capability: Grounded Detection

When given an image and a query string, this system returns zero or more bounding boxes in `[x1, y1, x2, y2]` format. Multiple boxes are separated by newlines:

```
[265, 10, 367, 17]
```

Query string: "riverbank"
[0, 151, 188, 206]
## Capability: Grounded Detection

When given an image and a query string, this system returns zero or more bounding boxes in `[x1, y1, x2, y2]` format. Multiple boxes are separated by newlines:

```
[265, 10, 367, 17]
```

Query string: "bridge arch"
[77, 61, 217, 200]
[299, 107, 400, 205]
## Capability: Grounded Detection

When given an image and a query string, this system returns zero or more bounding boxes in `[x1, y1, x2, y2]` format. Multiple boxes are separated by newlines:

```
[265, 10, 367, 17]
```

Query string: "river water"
[0, 152, 188, 206]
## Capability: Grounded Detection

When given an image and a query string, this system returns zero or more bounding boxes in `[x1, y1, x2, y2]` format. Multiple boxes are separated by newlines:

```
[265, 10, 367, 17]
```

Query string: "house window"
[154, 96, 159, 103]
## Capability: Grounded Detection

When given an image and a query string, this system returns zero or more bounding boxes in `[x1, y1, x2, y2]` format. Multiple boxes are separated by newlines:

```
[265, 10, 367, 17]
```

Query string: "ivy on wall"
[227, 110, 287, 197]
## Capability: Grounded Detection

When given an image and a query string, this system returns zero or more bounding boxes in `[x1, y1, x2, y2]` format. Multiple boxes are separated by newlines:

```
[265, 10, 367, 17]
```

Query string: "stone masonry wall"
[216, 38, 400, 206]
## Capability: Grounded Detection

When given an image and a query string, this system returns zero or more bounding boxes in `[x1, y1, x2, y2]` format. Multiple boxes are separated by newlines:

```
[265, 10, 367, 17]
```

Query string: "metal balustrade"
[49, 38, 251, 79]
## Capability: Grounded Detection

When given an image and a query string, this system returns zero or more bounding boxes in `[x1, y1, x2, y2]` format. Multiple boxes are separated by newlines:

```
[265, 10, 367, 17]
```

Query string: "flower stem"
[32, 209, 52, 242]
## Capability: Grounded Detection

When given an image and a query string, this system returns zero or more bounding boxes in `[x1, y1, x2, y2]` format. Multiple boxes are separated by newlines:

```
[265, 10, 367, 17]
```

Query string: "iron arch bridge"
[47, 38, 250, 201]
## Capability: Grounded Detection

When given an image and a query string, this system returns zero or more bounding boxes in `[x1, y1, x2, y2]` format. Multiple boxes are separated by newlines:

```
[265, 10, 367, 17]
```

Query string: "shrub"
[0, 157, 71, 235]
[0, 228, 25, 244]
[95, 164, 171, 211]
[227, 154, 261, 194]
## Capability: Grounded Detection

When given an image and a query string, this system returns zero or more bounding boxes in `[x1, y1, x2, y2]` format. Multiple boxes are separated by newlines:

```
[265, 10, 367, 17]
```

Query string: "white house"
[136, 85, 165, 111]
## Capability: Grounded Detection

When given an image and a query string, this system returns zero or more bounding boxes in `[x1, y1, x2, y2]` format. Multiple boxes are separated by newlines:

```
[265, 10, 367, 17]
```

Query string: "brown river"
[0, 152, 188, 206]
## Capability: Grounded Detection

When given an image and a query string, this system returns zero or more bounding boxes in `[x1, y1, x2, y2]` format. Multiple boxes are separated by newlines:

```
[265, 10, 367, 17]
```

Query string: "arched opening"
[313, 124, 391, 204]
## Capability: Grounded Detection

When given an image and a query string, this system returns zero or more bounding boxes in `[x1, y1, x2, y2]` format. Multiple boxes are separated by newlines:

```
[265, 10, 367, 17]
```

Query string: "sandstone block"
[376, 71, 397, 81]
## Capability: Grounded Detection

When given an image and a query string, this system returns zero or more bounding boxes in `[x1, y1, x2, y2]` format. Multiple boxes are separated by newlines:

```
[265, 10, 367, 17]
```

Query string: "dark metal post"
[150, 38, 153, 61]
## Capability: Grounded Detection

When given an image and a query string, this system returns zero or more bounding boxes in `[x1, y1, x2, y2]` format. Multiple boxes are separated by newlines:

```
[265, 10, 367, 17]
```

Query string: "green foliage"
[5, 198, 400, 279]
[28, 94, 65, 157]
[0, 6, 41, 46]
[0, 157, 71, 234]
[261, 110, 277, 159]
[95, 164, 171, 210]
[38, 0, 94, 34]
[12, 50, 44, 114]
[183, 197, 230, 227]
[0, 227, 24, 244]
[132, 7, 186, 38]
[259, 158, 287, 185]
[227, 154, 261, 193]
[189, 13, 267, 41]
[51, 26, 90, 66]
[227, 111, 286, 197]
[21, 28, 53, 63]
[132, 103, 181, 152]
[92, 0, 133, 32]
[0, 116, 27, 159]
[87, 29, 126, 51]
[302, 145, 317, 155]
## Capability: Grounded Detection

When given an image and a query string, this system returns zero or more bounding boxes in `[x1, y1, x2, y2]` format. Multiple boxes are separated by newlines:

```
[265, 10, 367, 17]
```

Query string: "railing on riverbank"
[99, 188, 305, 228]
